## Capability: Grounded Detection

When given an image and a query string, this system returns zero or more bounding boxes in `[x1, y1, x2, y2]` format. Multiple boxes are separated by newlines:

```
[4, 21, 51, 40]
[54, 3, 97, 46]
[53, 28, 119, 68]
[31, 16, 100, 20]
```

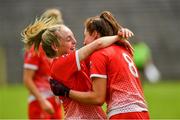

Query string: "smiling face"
[55, 25, 77, 55]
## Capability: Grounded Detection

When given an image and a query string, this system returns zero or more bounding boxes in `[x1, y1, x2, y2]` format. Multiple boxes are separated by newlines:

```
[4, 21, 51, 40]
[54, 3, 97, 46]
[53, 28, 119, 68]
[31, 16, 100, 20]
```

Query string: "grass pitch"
[0, 80, 180, 119]
[143, 80, 180, 119]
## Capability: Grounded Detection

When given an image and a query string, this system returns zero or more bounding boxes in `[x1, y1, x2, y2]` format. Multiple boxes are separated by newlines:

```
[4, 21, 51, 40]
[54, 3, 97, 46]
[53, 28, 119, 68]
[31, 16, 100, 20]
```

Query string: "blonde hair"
[41, 8, 64, 24]
[41, 24, 63, 58]
[21, 16, 65, 58]
[21, 8, 64, 55]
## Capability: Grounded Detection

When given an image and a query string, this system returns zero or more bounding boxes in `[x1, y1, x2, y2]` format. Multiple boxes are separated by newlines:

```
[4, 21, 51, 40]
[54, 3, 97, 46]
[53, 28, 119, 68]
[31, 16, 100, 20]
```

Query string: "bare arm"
[23, 69, 44, 101]
[78, 28, 134, 61]
[69, 77, 107, 106]
[78, 35, 119, 61]
[23, 69, 54, 114]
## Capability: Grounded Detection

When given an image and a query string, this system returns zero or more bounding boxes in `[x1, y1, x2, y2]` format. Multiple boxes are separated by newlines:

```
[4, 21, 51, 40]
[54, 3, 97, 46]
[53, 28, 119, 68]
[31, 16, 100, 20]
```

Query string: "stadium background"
[0, 0, 180, 119]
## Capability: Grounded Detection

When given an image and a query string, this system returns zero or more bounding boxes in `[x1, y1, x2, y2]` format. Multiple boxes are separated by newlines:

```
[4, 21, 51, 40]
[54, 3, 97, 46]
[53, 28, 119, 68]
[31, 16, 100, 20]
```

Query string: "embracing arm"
[78, 35, 119, 61]
[78, 28, 134, 61]
[69, 77, 107, 106]
[49, 77, 106, 105]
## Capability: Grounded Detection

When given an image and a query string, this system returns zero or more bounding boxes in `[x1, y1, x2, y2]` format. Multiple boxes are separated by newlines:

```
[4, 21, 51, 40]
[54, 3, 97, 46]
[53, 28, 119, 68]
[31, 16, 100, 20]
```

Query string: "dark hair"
[85, 11, 122, 37]
[85, 11, 134, 56]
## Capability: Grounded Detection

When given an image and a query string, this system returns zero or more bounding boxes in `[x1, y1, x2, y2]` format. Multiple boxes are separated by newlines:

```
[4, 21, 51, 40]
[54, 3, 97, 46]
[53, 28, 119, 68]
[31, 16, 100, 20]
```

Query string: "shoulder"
[92, 45, 120, 56]
[90, 47, 111, 62]
[24, 47, 39, 60]
[52, 51, 77, 66]
[92, 46, 111, 55]
[90, 49, 106, 59]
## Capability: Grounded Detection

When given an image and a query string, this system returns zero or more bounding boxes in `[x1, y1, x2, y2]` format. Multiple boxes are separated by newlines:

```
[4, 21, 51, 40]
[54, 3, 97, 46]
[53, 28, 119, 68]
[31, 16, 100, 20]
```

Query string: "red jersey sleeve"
[24, 47, 40, 70]
[51, 51, 80, 83]
[90, 50, 108, 79]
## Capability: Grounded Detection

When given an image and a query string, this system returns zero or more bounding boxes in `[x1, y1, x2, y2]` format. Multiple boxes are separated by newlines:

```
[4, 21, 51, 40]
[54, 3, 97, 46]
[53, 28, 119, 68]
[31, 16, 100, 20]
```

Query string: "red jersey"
[24, 46, 53, 102]
[51, 51, 106, 119]
[89, 45, 148, 118]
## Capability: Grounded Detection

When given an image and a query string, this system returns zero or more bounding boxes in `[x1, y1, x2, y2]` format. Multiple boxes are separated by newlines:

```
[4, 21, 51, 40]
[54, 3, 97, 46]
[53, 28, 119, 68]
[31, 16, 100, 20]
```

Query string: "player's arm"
[23, 69, 54, 114]
[69, 51, 107, 105]
[78, 28, 134, 61]
[69, 77, 107, 105]
[23, 69, 44, 102]
[78, 35, 118, 61]
[50, 76, 106, 105]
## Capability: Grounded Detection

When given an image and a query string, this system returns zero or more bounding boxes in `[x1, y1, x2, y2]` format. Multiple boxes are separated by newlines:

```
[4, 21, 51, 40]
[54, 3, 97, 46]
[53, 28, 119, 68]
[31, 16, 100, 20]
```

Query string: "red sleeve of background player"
[89, 50, 108, 79]
[24, 47, 40, 70]
[51, 51, 81, 82]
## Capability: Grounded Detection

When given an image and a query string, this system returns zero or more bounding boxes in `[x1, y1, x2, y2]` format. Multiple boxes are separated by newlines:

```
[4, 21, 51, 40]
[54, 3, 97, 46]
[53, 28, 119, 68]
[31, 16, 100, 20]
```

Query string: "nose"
[83, 41, 86, 45]
[72, 38, 77, 45]
[83, 38, 86, 45]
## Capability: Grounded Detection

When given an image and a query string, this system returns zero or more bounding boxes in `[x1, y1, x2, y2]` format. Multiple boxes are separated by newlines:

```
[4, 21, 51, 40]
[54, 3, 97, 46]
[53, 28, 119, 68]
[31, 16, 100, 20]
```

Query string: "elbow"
[94, 97, 105, 106]
[95, 40, 104, 49]
[96, 101, 104, 106]
[23, 76, 26, 85]
[23, 77, 28, 87]
[23, 75, 30, 88]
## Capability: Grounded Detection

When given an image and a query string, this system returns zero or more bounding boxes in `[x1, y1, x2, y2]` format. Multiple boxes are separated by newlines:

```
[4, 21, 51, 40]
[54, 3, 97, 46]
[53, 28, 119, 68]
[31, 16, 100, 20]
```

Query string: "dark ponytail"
[100, 11, 122, 35]
[100, 11, 134, 56]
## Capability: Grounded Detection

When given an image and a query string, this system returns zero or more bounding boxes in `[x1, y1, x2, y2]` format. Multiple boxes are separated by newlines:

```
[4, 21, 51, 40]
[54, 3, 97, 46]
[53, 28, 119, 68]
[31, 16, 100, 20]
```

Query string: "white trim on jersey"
[75, 50, 81, 71]
[107, 103, 148, 118]
[24, 63, 38, 70]
[28, 91, 54, 103]
[90, 74, 107, 78]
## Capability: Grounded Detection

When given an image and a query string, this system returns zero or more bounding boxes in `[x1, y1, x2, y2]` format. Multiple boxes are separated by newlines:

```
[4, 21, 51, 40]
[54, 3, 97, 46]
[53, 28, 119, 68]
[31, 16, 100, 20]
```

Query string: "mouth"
[70, 47, 76, 51]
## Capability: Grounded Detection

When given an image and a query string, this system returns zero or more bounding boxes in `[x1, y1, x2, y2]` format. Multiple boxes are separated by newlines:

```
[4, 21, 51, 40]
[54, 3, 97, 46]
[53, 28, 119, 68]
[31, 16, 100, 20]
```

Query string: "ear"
[51, 43, 58, 52]
[91, 31, 100, 39]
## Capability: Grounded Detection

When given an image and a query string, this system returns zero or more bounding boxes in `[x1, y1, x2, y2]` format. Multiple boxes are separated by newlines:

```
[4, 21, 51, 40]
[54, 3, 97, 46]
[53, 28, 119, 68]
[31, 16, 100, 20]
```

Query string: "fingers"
[118, 28, 134, 38]
[126, 28, 134, 38]
[45, 101, 55, 114]
[124, 28, 134, 38]
[46, 107, 55, 115]
[121, 28, 125, 38]
[40, 99, 55, 115]
[49, 108, 55, 114]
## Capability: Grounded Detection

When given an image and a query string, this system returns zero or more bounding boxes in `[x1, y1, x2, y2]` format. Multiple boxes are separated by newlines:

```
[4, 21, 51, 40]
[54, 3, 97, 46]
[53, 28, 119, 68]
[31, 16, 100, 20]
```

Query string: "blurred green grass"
[0, 84, 28, 119]
[143, 80, 180, 119]
[0, 81, 180, 119]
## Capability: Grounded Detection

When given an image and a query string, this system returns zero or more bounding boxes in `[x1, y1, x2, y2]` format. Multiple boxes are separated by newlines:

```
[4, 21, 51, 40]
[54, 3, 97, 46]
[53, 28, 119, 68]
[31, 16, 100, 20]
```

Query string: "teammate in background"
[51, 11, 150, 119]
[21, 14, 134, 119]
[133, 37, 161, 83]
[21, 8, 63, 119]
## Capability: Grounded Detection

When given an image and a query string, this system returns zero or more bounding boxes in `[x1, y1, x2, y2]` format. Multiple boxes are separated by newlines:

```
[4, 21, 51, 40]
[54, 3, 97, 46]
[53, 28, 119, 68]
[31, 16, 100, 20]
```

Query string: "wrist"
[37, 96, 46, 103]
[65, 88, 70, 97]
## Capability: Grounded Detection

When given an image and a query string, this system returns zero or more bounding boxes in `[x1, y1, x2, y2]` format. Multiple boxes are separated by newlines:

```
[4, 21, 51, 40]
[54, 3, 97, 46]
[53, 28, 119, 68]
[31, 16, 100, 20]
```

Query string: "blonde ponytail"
[41, 8, 64, 24]
[21, 17, 56, 50]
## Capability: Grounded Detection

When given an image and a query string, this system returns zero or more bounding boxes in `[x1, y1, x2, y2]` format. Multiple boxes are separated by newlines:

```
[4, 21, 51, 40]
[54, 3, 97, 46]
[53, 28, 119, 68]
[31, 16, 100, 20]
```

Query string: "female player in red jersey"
[52, 11, 150, 119]
[22, 8, 63, 119]
[21, 14, 134, 119]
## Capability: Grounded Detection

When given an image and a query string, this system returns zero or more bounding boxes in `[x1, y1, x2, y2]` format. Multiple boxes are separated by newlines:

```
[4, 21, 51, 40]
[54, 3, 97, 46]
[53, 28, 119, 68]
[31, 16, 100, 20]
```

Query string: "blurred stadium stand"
[0, 0, 179, 84]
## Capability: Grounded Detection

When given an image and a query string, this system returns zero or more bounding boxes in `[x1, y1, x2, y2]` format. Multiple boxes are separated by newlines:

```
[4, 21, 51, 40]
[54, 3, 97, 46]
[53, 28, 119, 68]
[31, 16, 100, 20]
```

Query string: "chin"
[69, 50, 74, 53]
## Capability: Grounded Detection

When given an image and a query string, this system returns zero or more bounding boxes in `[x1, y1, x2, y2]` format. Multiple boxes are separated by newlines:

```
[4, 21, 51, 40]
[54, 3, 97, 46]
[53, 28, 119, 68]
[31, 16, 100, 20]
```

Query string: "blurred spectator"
[132, 37, 161, 83]
[21, 8, 64, 119]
